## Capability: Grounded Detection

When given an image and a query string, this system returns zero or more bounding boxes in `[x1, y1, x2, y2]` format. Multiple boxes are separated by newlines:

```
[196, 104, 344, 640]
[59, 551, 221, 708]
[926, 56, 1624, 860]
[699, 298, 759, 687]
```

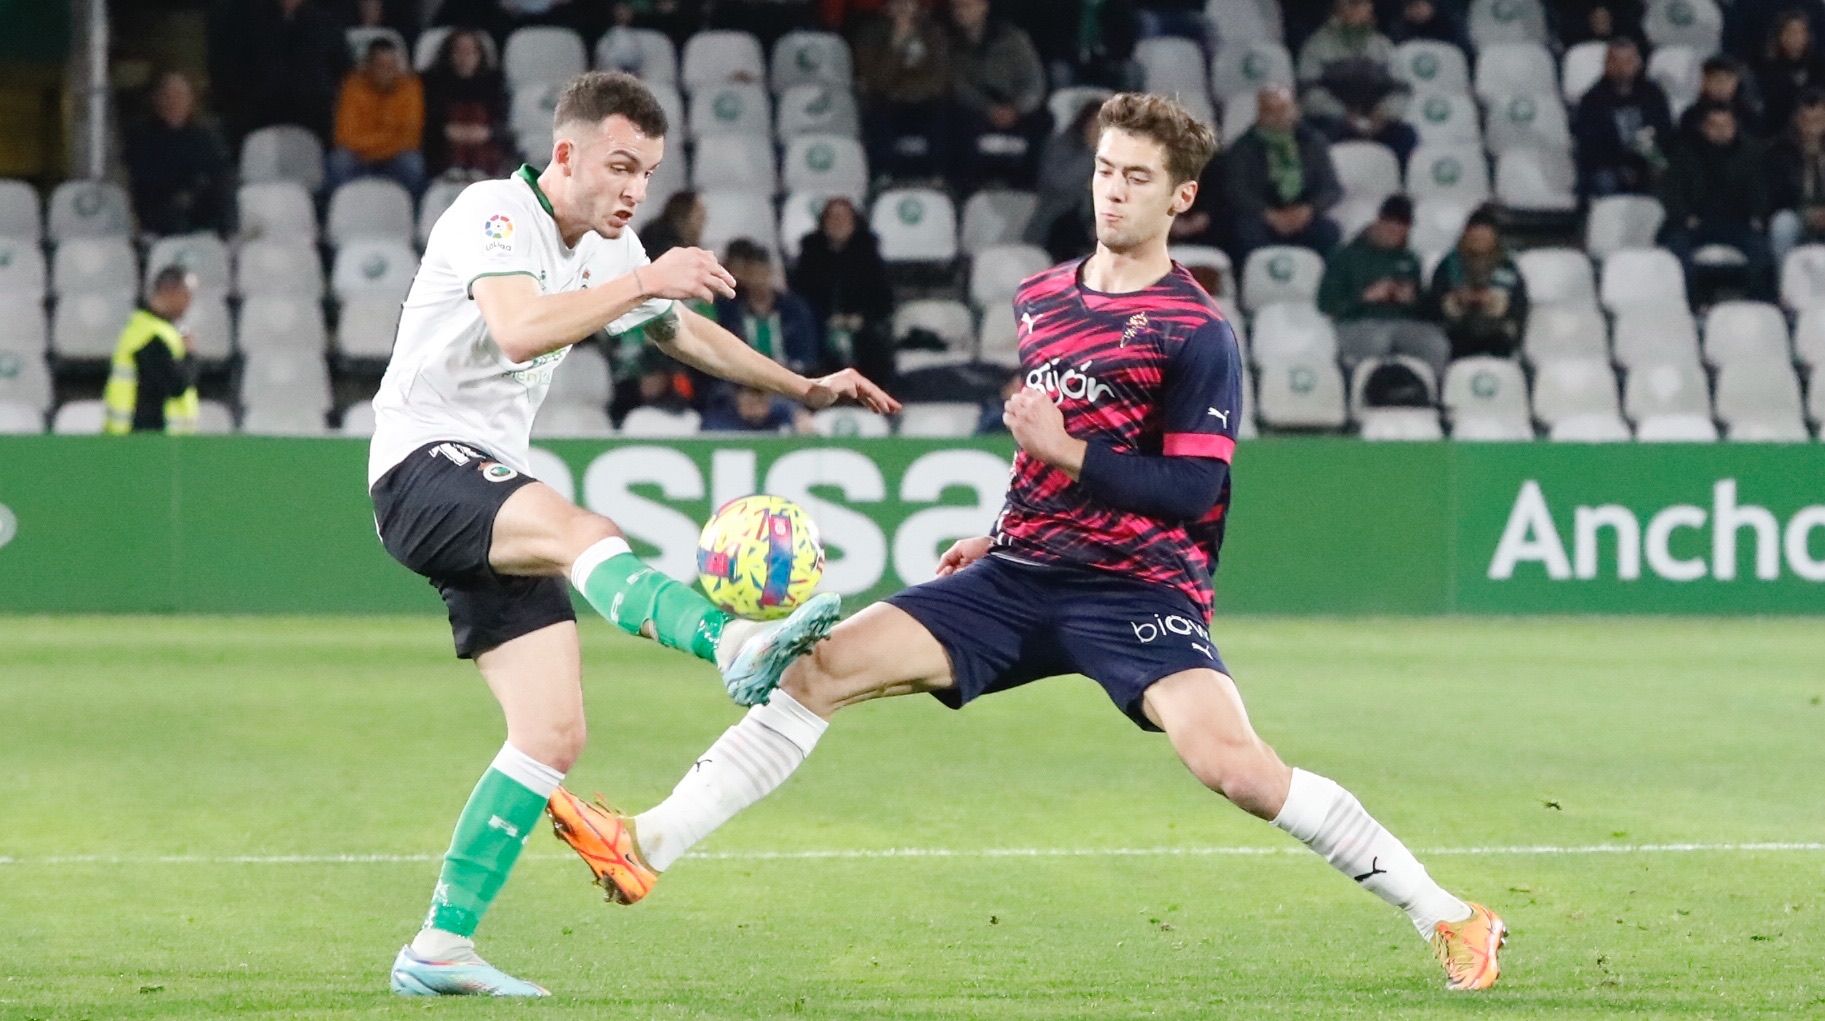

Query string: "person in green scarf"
[1224, 86, 1343, 259]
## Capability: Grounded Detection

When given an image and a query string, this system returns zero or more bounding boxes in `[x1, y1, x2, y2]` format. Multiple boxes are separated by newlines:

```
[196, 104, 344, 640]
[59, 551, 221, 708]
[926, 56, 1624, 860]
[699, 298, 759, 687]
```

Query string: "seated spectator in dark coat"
[1170, 154, 1226, 248]
[791, 197, 895, 383]
[1225, 86, 1343, 259]
[1024, 99, 1100, 260]
[1554, 0, 1645, 45]
[1678, 56, 1762, 143]
[1298, 0, 1401, 123]
[1310, 88, 1420, 168]
[1759, 10, 1825, 135]
[715, 238, 827, 374]
[125, 71, 231, 237]
[1766, 90, 1825, 262]
[948, 0, 1050, 188]
[639, 190, 705, 260]
[327, 38, 426, 193]
[1382, 0, 1470, 52]
[609, 345, 699, 426]
[1571, 37, 1673, 197]
[1319, 195, 1450, 379]
[853, 0, 952, 180]
[422, 28, 507, 178]
[1429, 206, 1529, 361]
[1659, 104, 1776, 300]
[235, 0, 350, 141]
[702, 384, 812, 433]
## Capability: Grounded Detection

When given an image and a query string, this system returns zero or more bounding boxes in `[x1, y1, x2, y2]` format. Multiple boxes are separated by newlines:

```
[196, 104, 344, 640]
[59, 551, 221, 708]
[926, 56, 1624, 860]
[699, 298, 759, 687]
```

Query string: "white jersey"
[367, 166, 672, 486]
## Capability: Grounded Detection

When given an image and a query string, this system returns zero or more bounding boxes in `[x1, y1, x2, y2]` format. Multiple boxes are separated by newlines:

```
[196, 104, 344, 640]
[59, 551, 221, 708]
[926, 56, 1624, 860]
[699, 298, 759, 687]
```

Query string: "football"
[695, 494, 826, 619]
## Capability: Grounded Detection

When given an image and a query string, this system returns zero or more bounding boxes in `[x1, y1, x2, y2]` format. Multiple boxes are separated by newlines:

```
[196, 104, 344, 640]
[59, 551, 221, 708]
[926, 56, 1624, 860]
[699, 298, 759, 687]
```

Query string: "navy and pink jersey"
[990, 258, 1243, 616]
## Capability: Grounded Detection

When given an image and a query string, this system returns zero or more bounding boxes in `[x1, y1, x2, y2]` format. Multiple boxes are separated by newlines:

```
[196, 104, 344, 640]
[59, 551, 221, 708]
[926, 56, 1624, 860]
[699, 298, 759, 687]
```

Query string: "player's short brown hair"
[553, 71, 669, 137]
[1096, 92, 1218, 184]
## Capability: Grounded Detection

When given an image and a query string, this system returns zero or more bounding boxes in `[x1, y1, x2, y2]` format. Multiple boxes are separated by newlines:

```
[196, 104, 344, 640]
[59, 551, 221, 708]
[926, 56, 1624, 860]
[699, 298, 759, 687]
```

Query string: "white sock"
[567, 535, 631, 590]
[713, 618, 769, 671]
[410, 926, 482, 963]
[1271, 768, 1470, 937]
[634, 690, 827, 871]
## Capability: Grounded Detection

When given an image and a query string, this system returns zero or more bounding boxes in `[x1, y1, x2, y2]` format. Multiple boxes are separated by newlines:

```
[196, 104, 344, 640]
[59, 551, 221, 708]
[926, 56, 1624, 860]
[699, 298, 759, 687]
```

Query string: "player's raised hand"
[641, 247, 737, 302]
[1003, 387, 1071, 462]
[935, 535, 993, 576]
[803, 368, 902, 414]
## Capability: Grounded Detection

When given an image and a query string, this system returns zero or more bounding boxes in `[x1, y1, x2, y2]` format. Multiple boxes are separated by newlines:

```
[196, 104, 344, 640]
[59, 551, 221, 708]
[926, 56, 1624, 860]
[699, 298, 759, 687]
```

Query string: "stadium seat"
[1560, 40, 1607, 104]
[1496, 148, 1577, 212]
[1469, 0, 1548, 45]
[331, 240, 419, 301]
[1391, 40, 1470, 95]
[416, 179, 466, 248]
[1404, 93, 1482, 147]
[977, 302, 1019, 365]
[775, 83, 860, 139]
[1548, 413, 1631, 441]
[543, 345, 612, 408]
[234, 238, 323, 300]
[144, 234, 231, 295]
[1359, 407, 1444, 440]
[692, 134, 779, 195]
[0, 343, 52, 412]
[1779, 244, 1825, 310]
[1406, 144, 1491, 204]
[1205, 0, 1281, 43]
[1794, 307, 1825, 368]
[688, 83, 772, 139]
[0, 237, 47, 301]
[1240, 245, 1324, 312]
[0, 297, 48, 357]
[595, 26, 677, 83]
[1727, 416, 1811, 441]
[1484, 93, 1571, 154]
[0, 398, 42, 433]
[1599, 248, 1685, 314]
[532, 402, 614, 438]
[1210, 40, 1292, 100]
[1171, 244, 1235, 297]
[192, 399, 235, 435]
[503, 26, 587, 90]
[1584, 195, 1665, 260]
[1714, 358, 1806, 436]
[620, 406, 701, 436]
[240, 349, 332, 413]
[770, 31, 851, 94]
[238, 125, 325, 192]
[235, 181, 317, 245]
[1645, 0, 1722, 52]
[810, 406, 890, 437]
[0, 179, 41, 242]
[1612, 307, 1701, 370]
[509, 81, 562, 145]
[1220, 91, 1259, 145]
[339, 400, 377, 436]
[1633, 413, 1718, 442]
[51, 237, 137, 298]
[960, 190, 1038, 256]
[238, 295, 328, 355]
[326, 179, 415, 247]
[776, 191, 825, 260]
[681, 29, 766, 93]
[240, 404, 328, 436]
[1516, 248, 1597, 309]
[1410, 197, 1475, 260]
[334, 296, 400, 361]
[1443, 356, 1530, 425]
[1254, 357, 1347, 430]
[1522, 305, 1609, 364]
[872, 188, 958, 264]
[1330, 140, 1401, 206]
[1810, 365, 1825, 424]
[1135, 38, 1211, 116]
[1703, 301, 1792, 367]
[893, 298, 974, 353]
[897, 401, 979, 437]
[413, 26, 498, 73]
[1251, 303, 1339, 364]
[1048, 86, 1112, 133]
[1350, 355, 1438, 412]
[700, 191, 779, 260]
[780, 134, 867, 201]
[968, 243, 1049, 311]
[182, 295, 235, 363]
[631, 149, 687, 229]
[1452, 415, 1534, 440]
[1531, 357, 1621, 427]
[47, 180, 132, 241]
[1648, 46, 1702, 116]
[1474, 43, 1556, 100]
[1624, 360, 1711, 422]
[50, 399, 106, 434]
[50, 292, 134, 361]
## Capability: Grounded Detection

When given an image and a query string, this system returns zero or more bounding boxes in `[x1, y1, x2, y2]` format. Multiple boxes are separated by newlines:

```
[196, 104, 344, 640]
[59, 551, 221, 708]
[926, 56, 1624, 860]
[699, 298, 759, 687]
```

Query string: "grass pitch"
[1, 615, 1821, 1020]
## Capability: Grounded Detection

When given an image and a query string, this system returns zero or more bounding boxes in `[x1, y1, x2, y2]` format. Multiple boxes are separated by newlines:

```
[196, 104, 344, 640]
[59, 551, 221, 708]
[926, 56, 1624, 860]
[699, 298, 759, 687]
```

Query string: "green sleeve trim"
[466, 269, 539, 299]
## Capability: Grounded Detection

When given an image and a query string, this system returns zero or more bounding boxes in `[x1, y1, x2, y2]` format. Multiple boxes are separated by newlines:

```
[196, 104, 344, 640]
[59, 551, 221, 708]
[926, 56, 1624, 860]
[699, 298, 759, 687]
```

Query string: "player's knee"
[514, 716, 587, 773]
[562, 511, 619, 558]
[1182, 738, 1281, 815]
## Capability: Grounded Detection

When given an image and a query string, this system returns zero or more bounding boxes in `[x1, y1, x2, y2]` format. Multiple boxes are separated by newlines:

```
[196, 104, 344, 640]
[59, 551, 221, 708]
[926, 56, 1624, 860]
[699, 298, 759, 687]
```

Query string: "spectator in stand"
[1678, 56, 1763, 143]
[1382, 0, 1471, 52]
[716, 238, 827, 374]
[1318, 195, 1450, 379]
[1312, 87, 1420, 167]
[1170, 156, 1226, 247]
[1728, 0, 1825, 71]
[216, 0, 350, 141]
[1554, 0, 1645, 45]
[104, 268, 200, 436]
[1025, 99, 1100, 260]
[125, 71, 231, 237]
[792, 197, 895, 384]
[1759, 10, 1825, 136]
[1429, 206, 1529, 361]
[702, 384, 813, 432]
[1571, 36, 1673, 197]
[948, 0, 1049, 188]
[853, 0, 952, 180]
[610, 345, 698, 424]
[328, 38, 427, 194]
[639, 190, 705, 260]
[422, 28, 508, 179]
[1769, 89, 1825, 262]
[1660, 103, 1775, 300]
[999, 0, 1139, 90]
[1297, 0, 1401, 123]
[1226, 86, 1343, 260]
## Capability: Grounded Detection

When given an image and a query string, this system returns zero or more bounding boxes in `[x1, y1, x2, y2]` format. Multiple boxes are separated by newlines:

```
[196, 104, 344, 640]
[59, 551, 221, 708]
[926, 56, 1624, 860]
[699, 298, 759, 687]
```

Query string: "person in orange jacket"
[326, 37, 426, 195]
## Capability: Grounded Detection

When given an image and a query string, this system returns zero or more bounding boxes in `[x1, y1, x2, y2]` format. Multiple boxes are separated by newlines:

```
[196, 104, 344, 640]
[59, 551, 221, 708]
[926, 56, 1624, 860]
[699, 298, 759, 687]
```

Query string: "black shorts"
[370, 440, 576, 659]
[886, 555, 1228, 731]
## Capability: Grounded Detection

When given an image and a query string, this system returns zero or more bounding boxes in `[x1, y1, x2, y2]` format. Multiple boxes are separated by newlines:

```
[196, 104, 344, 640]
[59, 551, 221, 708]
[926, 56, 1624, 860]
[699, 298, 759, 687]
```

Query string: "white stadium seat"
[181, 295, 234, 362]
[144, 234, 231, 295]
[1727, 417, 1811, 441]
[692, 134, 778, 195]
[1475, 43, 1556, 100]
[1810, 366, 1825, 424]
[682, 30, 766, 92]
[1612, 307, 1702, 371]
[240, 349, 332, 413]
[1484, 93, 1572, 154]
[780, 135, 867, 201]
[689, 83, 772, 138]
[872, 188, 958, 264]
[976, 302, 1020, 366]
[1522, 305, 1609, 364]
[595, 26, 677, 83]
[50, 292, 134, 360]
[331, 239, 419, 302]
[326, 178, 415, 247]
[775, 84, 861, 139]
[1561, 40, 1608, 103]
[1330, 141, 1402, 206]
[0, 237, 47, 301]
[1469, 0, 1548, 45]
[1406, 144, 1491, 204]
[1254, 357, 1347, 430]
[1794, 307, 1825, 368]
[1634, 413, 1718, 442]
[509, 81, 561, 144]
[1714, 358, 1806, 436]
[417, 179, 467, 248]
[236, 181, 317, 244]
[340, 401, 377, 436]
[1172, 244, 1235, 298]
[0, 298, 48, 358]
[544, 344, 612, 408]
[1549, 412, 1632, 442]
[1516, 247, 1597, 309]
[960, 190, 1038, 256]
[1392, 40, 1470, 95]
[0, 398, 43, 433]
[1359, 407, 1444, 440]
[1624, 360, 1711, 422]
[240, 404, 328, 436]
[335, 296, 401, 361]
[700, 191, 779, 260]
[1047, 86, 1112, 134]
[51, 237, 137, 298]
[1600, 248, 1685, 314]
[47, 180, 132, 241]
[1645, 0, 1722, 52]
[1531, 357, 1621, 427]
[0, 179, 41, 242]
[238, 125, 324, 192]
[811, 406, 890, 437]
[1250, 303, 1338, 364]
[896, 401, 979, 438]
[777, 191, 826, 261]
[1410, 197, 1475, 260]
[1220, 91, 1259, 145]
[1241, 245, 1324, 311]
[1495, 147, 1577, 212]
[894, 298, 975, 353]
[1443, 356, 1531, 425]
[192, 398, 235, 434]
[1206, 0, 1281, 43]
[532, 403, 614, 438]
[1404, 93, 1482, 146]
[1135, 38, 1210, 114]
[51, 399, 107, 434]
[503, 26, 587, 90]
[1703, 301, 1792, 367]
[1585, 195, 1665, 260]
[1453, 415, 1534, 440]
[968, 243, 1049, 311]
[234, 238, 323, 300]
[1779, 244, 1825, 310]
[238, 295, 328, 355]
[1648, 45, 1703, 116]
[620, 406, 701, 436]
[0, 343, 52, 411]
[1210, 40, 1293, 100]
[770, 31, 852, 93]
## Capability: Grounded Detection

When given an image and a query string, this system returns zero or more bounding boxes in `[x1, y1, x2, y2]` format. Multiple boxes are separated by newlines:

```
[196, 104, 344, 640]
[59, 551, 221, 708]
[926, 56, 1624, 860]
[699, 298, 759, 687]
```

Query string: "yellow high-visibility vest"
[103, 309, 199, 435]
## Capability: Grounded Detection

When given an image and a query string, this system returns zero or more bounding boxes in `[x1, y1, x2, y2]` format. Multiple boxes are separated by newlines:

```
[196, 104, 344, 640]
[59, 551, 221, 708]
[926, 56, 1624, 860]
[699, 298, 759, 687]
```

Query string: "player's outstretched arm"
[651, 306, 900, 414]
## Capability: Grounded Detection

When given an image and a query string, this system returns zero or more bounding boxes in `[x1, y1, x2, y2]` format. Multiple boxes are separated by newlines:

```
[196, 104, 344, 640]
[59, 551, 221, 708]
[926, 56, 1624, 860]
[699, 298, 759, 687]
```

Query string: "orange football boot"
[546, 786, 659, 905]
[1429, 901, 1507, 991]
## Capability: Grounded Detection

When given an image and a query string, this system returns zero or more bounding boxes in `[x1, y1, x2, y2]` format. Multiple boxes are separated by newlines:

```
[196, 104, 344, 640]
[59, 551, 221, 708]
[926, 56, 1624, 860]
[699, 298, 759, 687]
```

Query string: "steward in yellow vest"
[105, 266, 199, 434]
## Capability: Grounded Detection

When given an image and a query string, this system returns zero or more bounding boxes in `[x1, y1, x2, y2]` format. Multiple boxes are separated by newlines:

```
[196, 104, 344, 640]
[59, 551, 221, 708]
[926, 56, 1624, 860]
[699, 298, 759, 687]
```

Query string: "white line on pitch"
[0, 842, 1818, 867]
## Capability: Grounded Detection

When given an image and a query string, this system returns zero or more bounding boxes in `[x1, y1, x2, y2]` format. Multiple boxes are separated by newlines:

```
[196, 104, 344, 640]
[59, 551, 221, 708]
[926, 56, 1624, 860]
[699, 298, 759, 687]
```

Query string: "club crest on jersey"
[1120, 311, 1149, 347]
[479, 462, 519, 483]
[1027, 357, 1112, 404]
[483, 214, 514, 253]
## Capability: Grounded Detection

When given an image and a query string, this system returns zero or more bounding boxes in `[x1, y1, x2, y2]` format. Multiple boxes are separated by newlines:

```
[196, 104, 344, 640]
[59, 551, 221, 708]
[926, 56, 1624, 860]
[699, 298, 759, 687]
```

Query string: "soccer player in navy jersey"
[554, 93, 1507, 991]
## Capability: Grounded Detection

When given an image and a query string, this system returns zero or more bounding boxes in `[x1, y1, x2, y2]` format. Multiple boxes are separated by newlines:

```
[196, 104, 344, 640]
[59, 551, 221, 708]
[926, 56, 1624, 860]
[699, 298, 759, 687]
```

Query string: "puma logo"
[1207, 407, 1230, 427]
[1353, 857, 1388, 883]
[693, 757, 713, 772]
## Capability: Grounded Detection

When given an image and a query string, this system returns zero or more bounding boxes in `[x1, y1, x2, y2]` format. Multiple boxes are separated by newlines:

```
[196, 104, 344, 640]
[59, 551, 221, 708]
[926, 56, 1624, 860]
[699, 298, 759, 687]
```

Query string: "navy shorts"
[886, 555, 1228, 731]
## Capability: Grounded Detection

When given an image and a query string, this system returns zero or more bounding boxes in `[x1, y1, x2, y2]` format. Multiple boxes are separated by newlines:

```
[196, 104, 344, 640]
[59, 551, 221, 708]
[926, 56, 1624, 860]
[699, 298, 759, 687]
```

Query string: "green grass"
[2, 615, 1822, 1020]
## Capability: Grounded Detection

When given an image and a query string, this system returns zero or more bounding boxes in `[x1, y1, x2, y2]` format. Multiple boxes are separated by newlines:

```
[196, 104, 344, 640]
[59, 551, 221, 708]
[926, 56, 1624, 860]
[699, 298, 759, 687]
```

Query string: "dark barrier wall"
[1, 437, 1821, 614]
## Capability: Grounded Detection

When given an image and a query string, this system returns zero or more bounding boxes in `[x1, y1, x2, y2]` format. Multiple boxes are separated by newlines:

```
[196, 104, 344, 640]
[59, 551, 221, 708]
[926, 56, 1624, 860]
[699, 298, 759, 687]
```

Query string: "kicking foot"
[716, 592, 840, 706]
[1430, 901, 1506, 991]
[389, 945, 549, 997]
[547, 786, 659, 905]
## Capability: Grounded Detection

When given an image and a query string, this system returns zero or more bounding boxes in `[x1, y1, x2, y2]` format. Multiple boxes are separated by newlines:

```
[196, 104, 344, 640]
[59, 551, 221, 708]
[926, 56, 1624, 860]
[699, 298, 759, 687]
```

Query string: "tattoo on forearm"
[646, 307, 679, 345]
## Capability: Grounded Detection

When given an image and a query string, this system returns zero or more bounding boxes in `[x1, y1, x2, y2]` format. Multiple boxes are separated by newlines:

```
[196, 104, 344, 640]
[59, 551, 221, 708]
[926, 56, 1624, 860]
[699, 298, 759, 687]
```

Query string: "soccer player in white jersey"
[370, 72, 898, 997]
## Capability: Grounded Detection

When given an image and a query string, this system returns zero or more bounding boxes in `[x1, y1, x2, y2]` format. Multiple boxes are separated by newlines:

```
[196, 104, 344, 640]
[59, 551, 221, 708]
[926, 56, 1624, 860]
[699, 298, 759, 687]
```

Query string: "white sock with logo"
[1271, 768, 1470, 937]
[634, 690, 828, 871]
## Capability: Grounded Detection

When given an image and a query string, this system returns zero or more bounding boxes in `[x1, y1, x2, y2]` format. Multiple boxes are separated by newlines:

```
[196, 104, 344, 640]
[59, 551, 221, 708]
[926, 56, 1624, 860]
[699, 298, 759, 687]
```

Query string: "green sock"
[571, 538, 726, 663]
[425, 744, 561, 938]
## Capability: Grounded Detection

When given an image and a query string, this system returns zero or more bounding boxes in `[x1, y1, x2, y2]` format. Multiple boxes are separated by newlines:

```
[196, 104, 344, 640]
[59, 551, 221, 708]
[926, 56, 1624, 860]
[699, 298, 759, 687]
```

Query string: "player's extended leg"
[1141, 670, 1506, 991]
[550, 603, 954, 900]
[393, 621, 585, 997]
[489, 481, 838, 704]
